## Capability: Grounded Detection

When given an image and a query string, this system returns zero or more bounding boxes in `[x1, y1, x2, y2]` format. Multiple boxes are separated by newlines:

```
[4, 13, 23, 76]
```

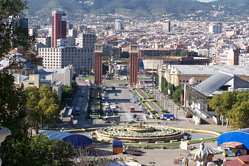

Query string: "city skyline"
[2, 1, 249, 166]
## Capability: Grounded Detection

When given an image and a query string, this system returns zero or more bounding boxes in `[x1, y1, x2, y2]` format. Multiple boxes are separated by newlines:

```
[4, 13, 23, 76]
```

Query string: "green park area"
[133, 89, 164, 118]
[161, 77, 182, 104]
[82, 75, 94, 81]
[209, 91, 249, 128]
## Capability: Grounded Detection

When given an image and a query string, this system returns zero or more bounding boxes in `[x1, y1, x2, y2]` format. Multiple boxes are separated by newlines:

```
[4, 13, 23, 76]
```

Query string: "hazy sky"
[198, 0, 216, 2]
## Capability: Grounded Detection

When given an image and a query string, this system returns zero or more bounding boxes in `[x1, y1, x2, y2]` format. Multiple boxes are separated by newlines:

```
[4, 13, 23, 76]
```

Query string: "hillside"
[26, 0, 249, 20]
[26, 0, 210, 17]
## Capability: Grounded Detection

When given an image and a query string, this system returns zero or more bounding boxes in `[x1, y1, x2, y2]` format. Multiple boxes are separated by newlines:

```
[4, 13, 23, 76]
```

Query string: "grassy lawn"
[124, 137, 217, 149]
[82, 75, 94, 81]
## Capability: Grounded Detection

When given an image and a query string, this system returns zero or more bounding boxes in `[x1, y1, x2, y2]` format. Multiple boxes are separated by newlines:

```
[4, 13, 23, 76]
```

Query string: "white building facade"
[39, 47, 92, 74]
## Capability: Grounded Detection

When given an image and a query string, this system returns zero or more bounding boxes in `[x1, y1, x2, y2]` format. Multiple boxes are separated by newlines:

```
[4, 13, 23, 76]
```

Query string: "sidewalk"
[151, 88, 231, 133]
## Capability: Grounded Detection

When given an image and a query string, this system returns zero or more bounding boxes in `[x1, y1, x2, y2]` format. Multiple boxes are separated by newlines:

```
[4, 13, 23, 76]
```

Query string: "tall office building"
[209, 22, 222, 34]
[52, 10, 67, 47]
[38, 47, 93, 74]
[114, 19, 124, 32]
[61, 20, 67, 38]
[76, 32, 96, 71]
[76, 32, 96, 48]
[162, 20, 171, 33]
[40, 11, 96, 75]
[129, 44, 139, 87]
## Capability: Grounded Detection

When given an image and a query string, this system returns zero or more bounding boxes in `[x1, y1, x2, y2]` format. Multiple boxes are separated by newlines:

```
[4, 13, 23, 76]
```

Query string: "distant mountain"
[211, 0, 249, 17]
[196, 0, 217, 2]
[26, 0, 88, 16]
[26, 0, 249, 21]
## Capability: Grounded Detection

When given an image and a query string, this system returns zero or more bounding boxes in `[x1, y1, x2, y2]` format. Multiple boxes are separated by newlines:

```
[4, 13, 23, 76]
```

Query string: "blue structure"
[40, 130, 92, 148]
[160, 113, 176, 120]
[112, 140, 123, 148]
[217, 128, 249, 150]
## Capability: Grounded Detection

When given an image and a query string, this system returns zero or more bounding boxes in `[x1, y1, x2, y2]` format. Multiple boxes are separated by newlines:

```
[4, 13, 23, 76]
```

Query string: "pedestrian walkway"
[151, 88, 231, 133]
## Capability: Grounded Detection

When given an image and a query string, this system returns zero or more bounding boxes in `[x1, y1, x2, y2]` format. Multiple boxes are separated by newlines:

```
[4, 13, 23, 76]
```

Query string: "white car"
[72, 119, 78, 125]
[110, 104, 117, 110]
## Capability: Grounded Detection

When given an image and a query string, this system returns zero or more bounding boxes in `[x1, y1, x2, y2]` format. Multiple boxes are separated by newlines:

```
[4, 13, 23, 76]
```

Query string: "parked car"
[160, 113, 176, 120]
[182, 133, 192, 140]
[72, 119, 78, 125]
[224, 147, 247, 157]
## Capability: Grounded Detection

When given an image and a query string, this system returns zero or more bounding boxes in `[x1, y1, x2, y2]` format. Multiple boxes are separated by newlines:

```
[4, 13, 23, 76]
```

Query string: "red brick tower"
[129, 44, 139, 87]
[95, 44, 103, 85]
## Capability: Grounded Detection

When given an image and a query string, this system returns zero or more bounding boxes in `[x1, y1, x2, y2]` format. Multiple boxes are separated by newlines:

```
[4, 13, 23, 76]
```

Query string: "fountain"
[93, 123, 183, 143]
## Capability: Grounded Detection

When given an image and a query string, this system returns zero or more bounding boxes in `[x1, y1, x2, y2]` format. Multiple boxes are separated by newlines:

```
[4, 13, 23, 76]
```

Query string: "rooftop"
[37, 65, 72, 75]
[40, 130, 92, 148]
[194, 72, 249, 96]
[168, 65, 249, 76]
[194, 72, 233, 96]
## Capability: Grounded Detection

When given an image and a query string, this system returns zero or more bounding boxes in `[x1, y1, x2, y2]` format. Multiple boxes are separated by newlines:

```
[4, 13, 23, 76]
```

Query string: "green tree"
[209, 91, 249, 128]
[38, 85, 59, 125]
[161, 77, 168, 94]
[25, 85, 59, 130]
[0, 135, 75, 166]
[0, 72, 26, 136]
[0, 1, 76, 166]
[209, 95, 223, 115]
[62, 85, 73, 99]
[234, 91, 249, 105]
[0, 0, 27, 56]
[229, 101, 249, 128]
[30, 136, 75, 166]
[209, 92, 235, 117]
[0, 136, 32, 166]
[172, 86, 182, 104]
[25, 87, 41, 132]
[222, 92, 235, 111]
[0, 0, 30, 135]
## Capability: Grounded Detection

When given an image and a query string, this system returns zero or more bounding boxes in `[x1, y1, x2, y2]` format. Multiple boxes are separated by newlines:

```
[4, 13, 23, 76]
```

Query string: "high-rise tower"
[51, 10, 66, 47]
[61, 20, 67, 38]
